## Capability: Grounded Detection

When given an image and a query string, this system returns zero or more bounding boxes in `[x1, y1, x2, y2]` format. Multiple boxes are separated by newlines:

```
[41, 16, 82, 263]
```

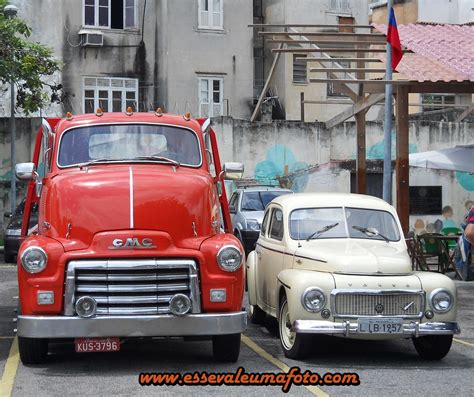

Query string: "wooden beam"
[396, 85, 410, 237]
[249, 24, 375, 29]
[259, 31, 386, 38]
[355, 111, 367, 194]
[273, 48, 391, 53]
[455, 103, 474, 122]
[250, 43, 284, 122]
[268, 39, 384, 45]
[300, 92, 305, 121]
[310, 78, 408, 84]
[310, 68, 387, 73]
[299, 57, 384, 62]
[325, 93, 386, 129]
[408, 82, 474, 94]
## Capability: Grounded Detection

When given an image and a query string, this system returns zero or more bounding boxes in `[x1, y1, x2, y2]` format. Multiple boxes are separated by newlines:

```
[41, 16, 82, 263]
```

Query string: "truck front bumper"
[18, 311, 247, 338]
[294, 320, 460, 337]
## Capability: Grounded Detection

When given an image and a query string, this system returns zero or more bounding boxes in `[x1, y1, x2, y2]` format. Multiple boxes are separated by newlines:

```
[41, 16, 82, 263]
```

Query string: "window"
[198, 0, 223, 30]
[329, 0, 350, 11]
[199, 77, 223, 117]
[350, 173, 383, 199]
[229, 193, 239, 213]
[338, 16, 354, 33]
[422, 94, 456, 112]
[269, 209, 284, 241]
[261, 209, 270, 236]
[293, 55, 307, 84]
[83, 77, 138, 113]
[84, 0, 136, 29]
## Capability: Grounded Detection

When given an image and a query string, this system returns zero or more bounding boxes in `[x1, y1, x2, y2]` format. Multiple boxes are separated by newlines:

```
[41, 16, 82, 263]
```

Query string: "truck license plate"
[358, 318, 403, 334]
[75, 337, 120, 353]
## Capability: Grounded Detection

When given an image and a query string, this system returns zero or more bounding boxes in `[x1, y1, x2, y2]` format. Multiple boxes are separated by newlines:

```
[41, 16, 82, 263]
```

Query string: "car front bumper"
[294, 320, 460, 337]
[18, 311, 247, 338]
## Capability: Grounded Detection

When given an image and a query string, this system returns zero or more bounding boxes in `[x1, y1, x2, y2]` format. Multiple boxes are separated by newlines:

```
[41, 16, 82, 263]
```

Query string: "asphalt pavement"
[1, 261, 473, 396]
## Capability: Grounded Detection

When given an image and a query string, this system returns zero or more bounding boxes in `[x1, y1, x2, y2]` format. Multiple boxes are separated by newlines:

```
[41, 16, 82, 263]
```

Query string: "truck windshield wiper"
[306, 222, 339, 241]
[77, 158, 120, 167]
[133, 155, 180, 167]
[352, 225, 390, 243]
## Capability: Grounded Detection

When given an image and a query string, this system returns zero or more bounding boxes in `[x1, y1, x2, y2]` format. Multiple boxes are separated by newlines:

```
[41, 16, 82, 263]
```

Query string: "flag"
[387, 8, 403, 70]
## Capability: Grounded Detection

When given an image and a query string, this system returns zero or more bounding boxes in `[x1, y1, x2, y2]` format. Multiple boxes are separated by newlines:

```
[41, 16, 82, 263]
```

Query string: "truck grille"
[64, 259, 201, 316]
[332, 290, 424, 318]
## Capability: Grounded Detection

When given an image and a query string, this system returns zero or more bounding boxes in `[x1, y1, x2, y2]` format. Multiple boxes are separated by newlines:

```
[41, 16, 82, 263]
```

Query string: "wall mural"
[254, 144, 309, 192]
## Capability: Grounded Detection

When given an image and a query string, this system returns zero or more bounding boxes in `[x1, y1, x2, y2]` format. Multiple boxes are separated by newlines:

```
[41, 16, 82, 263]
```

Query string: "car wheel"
[18, 337, 48, 364]
[248, 304, 266, 325]
[412, 334, 453, 360]
[212, 333, 241, 362]
[278, 295, 310, 359]
[4, 251, 15, 263]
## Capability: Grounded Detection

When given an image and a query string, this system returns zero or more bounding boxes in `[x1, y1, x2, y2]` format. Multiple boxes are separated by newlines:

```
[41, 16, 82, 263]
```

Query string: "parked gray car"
[229, 186, 293, 254]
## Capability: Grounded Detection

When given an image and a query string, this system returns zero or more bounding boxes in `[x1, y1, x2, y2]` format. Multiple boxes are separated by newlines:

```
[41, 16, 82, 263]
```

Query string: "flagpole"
[383, 0, 393, 204]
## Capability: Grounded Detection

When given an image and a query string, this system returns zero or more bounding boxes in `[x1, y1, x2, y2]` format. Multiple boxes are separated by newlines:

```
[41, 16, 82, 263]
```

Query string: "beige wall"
[370, 0, 419, 24]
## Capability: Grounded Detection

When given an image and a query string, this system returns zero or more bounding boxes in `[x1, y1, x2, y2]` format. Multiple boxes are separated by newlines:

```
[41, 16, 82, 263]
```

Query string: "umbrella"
[409, 144, 474, 173]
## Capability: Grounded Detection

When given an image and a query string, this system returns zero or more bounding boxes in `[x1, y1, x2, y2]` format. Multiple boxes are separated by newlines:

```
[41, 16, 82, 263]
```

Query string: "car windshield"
[290, 207, 400, 242]
[241, 191, 289, 211]
[58, 124, 201, 167]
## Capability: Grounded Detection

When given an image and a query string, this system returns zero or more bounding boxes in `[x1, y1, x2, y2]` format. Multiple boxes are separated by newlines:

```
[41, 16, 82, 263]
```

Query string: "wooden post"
[300, 92, 305, 121]
[355, 50, 366, 194]
[396, 85, 409, 236]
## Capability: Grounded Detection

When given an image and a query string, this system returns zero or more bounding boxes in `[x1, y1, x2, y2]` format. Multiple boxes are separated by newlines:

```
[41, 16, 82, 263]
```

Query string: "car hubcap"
[280, 301, 295, 349]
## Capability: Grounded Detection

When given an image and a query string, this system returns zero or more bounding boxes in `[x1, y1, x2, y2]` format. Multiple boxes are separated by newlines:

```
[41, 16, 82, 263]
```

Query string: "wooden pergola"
[250, 23, 474, 235]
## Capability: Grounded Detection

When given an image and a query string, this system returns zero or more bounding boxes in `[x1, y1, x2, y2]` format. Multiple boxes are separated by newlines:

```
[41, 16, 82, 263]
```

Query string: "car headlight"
[302, 287, 326, 312]
[6, 229, 21, 236]
[20, 247, 48, 273]
[246, 219, 260, 231]
[217, 245, 242, 272]
[430, 288, 453, 313]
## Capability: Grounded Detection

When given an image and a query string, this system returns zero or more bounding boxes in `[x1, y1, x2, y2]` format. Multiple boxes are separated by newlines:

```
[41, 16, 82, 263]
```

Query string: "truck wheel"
[212, 333, 241, 362]
[248, 304, 266, 325]
[278, 295, 310, 359]
[18, 337, 48, 364]
[412, 335, 453, 360]
[4, 251, 15, 263]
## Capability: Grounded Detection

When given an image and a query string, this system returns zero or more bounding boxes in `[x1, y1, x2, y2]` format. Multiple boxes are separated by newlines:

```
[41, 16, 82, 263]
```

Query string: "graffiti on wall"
[254, 144, 309, 192]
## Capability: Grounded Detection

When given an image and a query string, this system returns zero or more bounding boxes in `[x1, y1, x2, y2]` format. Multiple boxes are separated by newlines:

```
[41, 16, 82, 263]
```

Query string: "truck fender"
[246, 250, 258, 306]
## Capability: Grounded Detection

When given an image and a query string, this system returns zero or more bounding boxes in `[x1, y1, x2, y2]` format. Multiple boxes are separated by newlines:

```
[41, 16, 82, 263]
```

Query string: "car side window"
[261, 209, 270, 237]
[229, 192, 239, 213]
[269, 208, 284, 241]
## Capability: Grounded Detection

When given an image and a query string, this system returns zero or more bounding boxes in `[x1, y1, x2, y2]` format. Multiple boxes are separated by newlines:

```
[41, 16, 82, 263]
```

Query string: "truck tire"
[248, 304, 266, 325]
[18, 337, 48, 364]
[412, 335, 453, 360]
[4, 251, 15, 263]
[278, 295, 310, 359]
[212, 333, 241, 362]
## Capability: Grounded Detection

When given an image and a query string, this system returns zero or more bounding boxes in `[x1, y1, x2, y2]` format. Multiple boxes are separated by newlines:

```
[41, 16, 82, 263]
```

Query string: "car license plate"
[358, 318, 403, 334]
[75, 337, 120, 353]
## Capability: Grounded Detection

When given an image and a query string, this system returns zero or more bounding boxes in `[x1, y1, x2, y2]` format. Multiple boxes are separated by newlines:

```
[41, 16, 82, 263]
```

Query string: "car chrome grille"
[64, 259, 201, 316]
[332, 290, 424, 318]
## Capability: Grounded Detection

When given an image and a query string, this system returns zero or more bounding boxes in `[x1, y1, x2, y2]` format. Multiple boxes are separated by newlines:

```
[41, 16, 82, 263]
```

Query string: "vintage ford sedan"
[247, 193, 460, 360]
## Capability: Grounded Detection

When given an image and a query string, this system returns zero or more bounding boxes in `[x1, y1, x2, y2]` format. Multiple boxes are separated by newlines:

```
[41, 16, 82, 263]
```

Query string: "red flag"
[387, 8, 403, 70]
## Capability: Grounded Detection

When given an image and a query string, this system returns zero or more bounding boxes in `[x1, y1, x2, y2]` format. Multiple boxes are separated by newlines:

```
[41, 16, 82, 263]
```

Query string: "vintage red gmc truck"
[15, 110, 246, 364]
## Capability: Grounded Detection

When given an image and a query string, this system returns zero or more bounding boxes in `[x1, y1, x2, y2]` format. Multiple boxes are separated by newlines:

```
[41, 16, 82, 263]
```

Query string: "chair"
[441, 227, 462, 250]
[415, 233, 450, 273]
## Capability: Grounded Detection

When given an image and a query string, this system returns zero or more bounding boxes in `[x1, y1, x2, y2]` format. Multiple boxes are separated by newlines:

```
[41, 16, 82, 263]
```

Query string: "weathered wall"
[213, 116, 474, 232]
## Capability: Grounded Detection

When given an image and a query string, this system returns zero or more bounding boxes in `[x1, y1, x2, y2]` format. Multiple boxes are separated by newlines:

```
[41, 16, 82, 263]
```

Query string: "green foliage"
[0, 0, 62, 114]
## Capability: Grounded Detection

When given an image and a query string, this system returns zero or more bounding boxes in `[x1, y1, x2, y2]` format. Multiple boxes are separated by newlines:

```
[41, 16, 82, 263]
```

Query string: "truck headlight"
[20, 247, 48, 273]
[217, 245, 242, 272]
[302, 287, 326, 312]
[246, 219, 260, 231]
[430, 289, 453, 313]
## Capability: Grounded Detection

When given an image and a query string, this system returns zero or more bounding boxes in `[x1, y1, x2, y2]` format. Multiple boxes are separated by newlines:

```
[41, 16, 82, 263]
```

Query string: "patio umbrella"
[409, 144, 474, 173]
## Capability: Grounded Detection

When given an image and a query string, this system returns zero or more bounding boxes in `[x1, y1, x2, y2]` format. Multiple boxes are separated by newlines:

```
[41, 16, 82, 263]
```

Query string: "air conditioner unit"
[78, 29, 104, 47]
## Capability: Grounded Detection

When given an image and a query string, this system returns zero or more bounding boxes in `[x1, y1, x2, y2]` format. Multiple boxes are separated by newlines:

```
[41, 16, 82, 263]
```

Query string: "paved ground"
[1, 260, 473, 396]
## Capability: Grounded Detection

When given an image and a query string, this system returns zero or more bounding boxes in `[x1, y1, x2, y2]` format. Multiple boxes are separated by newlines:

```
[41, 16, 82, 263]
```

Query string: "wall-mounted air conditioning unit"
[78, 29, 104, 47]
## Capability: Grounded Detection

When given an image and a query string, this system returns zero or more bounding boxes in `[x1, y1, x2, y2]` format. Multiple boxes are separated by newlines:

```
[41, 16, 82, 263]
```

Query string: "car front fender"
[246, 250, 258, 306]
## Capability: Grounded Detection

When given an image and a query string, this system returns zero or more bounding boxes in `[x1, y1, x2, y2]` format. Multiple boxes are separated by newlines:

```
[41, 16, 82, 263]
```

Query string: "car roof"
[271, 192, 396, 213]
[236, 186, 293, 193]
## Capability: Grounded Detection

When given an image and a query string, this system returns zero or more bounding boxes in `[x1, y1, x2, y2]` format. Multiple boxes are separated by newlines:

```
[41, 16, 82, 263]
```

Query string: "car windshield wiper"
[77, 158, 121, 167]
[306, 222, 339, 241]
[133, 155, 180, 167]
[352, 225, 390, 243]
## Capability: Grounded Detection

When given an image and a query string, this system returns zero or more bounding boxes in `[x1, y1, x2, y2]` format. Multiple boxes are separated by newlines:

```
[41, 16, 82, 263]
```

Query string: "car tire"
[412, 334, 453, 360]
[18, 337, 48, 365]
[212, 333, 241, 362]
[278, 295, 310, 359]
[4, 251, 15, 263]
[248, 304, 266, 325]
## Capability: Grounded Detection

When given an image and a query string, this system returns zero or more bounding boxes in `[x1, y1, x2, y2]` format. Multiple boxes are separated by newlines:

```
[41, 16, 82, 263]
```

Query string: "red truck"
[15, 110, 246, 364]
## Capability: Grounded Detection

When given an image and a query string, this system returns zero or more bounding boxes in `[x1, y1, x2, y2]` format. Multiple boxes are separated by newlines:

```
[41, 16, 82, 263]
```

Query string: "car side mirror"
[223, 162, 244, 180]
[15, 163, 36, 181]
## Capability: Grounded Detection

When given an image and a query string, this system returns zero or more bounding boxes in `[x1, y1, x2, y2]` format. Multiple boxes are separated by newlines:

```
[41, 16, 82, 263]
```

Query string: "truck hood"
[41, 165, 219, 251]
[293, 239, 412, 274]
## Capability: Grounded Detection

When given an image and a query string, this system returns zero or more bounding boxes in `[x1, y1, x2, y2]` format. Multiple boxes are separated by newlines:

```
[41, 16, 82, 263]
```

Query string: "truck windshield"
[58, 124, 201, 167]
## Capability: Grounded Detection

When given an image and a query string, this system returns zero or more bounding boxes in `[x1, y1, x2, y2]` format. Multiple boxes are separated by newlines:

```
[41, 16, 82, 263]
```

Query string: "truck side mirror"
[15, 163, 36, 181]
[223, 162, 244, 180]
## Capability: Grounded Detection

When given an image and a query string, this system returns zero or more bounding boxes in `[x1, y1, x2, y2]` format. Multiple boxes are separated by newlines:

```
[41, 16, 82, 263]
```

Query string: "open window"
[84, 0, 136, 29]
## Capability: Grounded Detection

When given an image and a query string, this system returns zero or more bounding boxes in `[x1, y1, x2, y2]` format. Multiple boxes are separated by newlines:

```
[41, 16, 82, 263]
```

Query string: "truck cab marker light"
[65, 112, 73, 120]
[37, 291, 54, 305]
[95, 108, 104, 117]
[183, 111, 191, 121]
[154, 107, 163, 116]
[126, 107, 134, 116]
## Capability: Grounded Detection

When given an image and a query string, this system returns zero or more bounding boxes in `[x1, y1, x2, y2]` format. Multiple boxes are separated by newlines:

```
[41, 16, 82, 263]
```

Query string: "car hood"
[293, 238, 412, 274]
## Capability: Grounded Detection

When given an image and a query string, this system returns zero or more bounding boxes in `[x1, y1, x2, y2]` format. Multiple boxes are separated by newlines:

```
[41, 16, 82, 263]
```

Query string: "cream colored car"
[247, 193, 460, 360]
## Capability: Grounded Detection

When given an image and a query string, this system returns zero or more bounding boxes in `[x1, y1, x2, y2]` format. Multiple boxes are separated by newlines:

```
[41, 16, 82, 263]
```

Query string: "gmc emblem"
[108, 238, 156, 250]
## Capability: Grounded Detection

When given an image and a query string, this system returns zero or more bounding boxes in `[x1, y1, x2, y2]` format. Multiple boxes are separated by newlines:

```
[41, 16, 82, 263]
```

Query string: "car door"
[256, 205, 285, 315]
